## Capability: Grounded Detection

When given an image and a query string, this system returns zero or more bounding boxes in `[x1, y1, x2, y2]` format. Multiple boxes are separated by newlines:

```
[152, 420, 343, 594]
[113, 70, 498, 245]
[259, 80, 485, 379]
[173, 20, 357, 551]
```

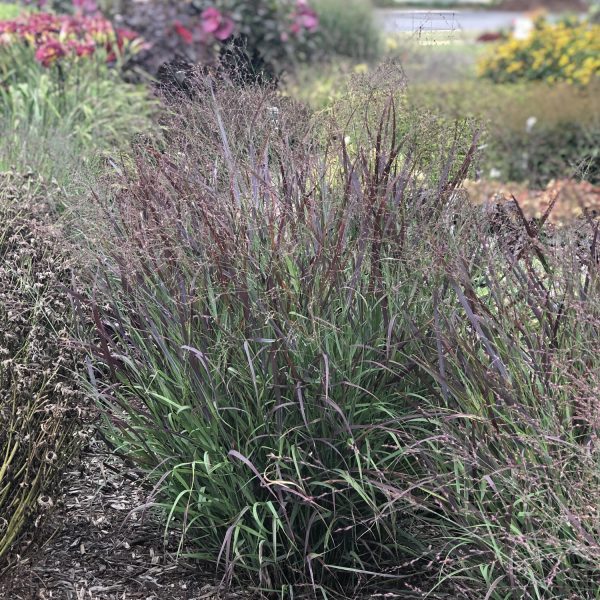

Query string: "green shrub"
[0, 171, 82, 559]
[83, 72, 479, 595]
[478, 17, 600, 86]
[409, 80, 600, 185]
[312, 0, 381, 60]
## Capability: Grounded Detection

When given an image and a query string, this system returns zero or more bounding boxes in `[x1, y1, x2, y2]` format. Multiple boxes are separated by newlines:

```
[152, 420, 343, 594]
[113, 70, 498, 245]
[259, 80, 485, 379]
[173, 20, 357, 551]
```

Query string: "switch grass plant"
[84, 68, 479, 595]
[82, 69, 600, 597]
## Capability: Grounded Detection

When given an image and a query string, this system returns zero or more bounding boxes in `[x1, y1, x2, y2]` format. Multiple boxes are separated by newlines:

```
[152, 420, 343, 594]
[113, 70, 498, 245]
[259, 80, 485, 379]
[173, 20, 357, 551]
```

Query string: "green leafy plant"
[312, 0, 381, 61]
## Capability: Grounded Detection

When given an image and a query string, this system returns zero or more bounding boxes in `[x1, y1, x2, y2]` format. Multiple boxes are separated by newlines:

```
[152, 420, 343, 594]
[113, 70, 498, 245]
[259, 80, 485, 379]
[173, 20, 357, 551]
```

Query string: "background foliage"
[479, 17, 600, 85]
[312, 0, 381, 60]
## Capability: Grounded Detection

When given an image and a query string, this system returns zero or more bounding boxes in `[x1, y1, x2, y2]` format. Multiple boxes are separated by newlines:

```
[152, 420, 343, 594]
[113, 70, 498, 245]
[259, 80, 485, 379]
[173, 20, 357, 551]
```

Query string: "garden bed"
[0, 439, 249, 600]
[497, 0, 587, 11]
[1, 1, 599, 598]
[465, 178, 600, 222]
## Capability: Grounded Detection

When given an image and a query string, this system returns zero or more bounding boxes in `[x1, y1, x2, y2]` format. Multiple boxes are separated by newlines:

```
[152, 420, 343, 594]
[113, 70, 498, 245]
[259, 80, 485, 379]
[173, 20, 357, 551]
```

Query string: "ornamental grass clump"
[0, 171, 83, 560]
[84, 69, 600, 597]
[84, 67, 480, 595]
[410, 204, 600, 598]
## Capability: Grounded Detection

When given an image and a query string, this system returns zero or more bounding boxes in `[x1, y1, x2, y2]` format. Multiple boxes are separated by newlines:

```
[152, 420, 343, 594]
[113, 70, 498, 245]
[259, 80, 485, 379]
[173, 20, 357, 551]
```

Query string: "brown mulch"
[497, 0, 588, 12]
[0, 438, 251, 600]
[464, 178, 600, 224]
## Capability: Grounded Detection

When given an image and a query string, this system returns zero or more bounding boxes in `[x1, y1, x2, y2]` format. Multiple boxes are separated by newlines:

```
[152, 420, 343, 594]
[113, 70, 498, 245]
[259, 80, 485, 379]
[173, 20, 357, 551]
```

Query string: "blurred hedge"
[312, 0, 381, 61]
[409, 80, 600, 186]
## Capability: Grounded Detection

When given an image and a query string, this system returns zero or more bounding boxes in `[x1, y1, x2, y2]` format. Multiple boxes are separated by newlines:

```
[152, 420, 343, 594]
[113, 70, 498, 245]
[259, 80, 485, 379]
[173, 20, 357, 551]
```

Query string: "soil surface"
[0, 438, 250, 600]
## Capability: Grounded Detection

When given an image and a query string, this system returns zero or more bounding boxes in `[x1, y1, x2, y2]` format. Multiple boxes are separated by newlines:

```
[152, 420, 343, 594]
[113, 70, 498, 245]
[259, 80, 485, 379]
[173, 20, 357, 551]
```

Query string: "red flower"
[173, 20, 193, 44]
[75, 41, 95, 57]
[2, 11, 143, 63]
[201, 7, 234, 41]
[116, 27, 139, 52]
[0, 21, 18, 35]
[35, 40, 66, 66]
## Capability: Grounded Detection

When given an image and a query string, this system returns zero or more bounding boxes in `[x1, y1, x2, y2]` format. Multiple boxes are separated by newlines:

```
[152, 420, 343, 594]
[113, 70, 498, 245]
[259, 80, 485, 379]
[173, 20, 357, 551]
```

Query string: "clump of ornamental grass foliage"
[82, 68, 600, 598]
[0, 170, 83, 560]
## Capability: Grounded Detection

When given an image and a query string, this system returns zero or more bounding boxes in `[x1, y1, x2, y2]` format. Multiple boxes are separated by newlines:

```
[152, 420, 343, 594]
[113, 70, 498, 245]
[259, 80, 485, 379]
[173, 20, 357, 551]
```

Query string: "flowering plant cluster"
[479, 17, 600, 86]
[0, 11, 144, 67]
[172, 0, 319, 78]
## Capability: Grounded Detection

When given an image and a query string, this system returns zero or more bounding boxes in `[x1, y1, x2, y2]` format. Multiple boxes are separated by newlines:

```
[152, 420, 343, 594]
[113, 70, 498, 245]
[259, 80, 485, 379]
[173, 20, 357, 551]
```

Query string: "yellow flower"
[506, 61, 524, 74]
[385, 36, 398, 52]
[478, 18, 600, 86]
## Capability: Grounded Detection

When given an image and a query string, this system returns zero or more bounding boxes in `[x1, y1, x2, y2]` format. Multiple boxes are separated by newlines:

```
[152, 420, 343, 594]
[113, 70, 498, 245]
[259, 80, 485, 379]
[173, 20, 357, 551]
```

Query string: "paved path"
[376, 9, 575, 33]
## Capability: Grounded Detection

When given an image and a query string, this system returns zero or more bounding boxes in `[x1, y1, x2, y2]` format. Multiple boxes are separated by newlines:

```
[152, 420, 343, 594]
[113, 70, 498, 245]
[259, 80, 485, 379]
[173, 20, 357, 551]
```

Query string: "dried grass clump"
[0, 171, 83, 559]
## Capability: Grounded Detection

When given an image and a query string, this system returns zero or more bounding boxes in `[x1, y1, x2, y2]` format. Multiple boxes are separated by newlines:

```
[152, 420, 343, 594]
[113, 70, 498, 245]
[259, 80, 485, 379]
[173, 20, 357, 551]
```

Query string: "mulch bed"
[0, 437, 251, 600]
[464, 178, 600, 223]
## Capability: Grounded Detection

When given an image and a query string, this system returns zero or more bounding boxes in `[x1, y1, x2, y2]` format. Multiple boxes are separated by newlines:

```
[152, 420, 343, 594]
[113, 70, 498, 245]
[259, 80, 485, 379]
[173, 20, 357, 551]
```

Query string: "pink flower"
[35, 40, 66, 66]
[201, 7, 235, 41]
[201, 7, 221, 34]
[72, 0, 99, 15]
[297, 6, 318, 32]
[292, 1, 318, 33]
[213, 16, 234, 41]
